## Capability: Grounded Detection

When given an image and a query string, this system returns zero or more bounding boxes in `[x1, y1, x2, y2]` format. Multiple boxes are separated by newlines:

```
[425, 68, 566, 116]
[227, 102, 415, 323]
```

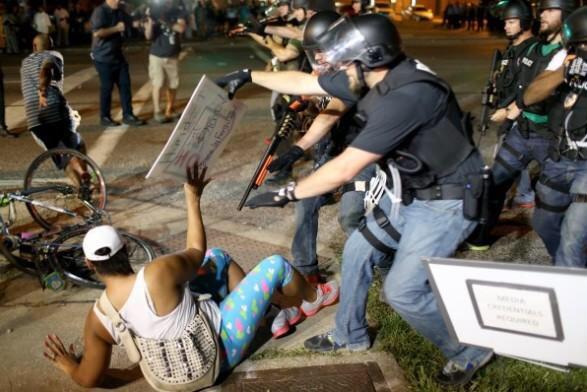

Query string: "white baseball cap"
[82, 225, 124, 261]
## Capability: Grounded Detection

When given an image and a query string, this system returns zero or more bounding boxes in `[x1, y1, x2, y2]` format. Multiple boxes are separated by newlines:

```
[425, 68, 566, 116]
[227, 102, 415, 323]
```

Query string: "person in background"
[54, 3, 70, 47]
[4, 4, 20, 54]
[32, 5, 52, 35]
[144, 0, 186, 123]
[21, 34, 88, 183]
[0, 62, 9, 136]
[90, 0, 145, 127]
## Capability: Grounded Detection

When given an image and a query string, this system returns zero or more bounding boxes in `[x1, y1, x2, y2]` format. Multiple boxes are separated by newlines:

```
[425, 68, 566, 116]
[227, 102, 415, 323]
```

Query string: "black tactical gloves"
[267, 146, 305, 173]
[215, 69, 252, 99]
[245, 182, 298, 208]
[246, 18, 267, 36]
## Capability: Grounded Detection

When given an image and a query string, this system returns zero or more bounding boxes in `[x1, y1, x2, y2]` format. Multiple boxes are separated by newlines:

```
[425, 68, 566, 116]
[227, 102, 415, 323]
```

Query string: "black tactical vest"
[517, 41, 562, 135]
[357, 58, 475, 189]
[549, 85, 587, 161]
[496, 37, 537, 108]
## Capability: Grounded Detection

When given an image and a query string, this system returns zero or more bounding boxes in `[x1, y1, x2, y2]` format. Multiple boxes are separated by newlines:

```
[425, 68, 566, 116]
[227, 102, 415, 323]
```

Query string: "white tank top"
[94, 268, 221, 345]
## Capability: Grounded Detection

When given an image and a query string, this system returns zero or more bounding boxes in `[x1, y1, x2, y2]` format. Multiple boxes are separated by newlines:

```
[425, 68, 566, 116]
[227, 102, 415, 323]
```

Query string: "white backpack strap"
[98, 292, 142, 363]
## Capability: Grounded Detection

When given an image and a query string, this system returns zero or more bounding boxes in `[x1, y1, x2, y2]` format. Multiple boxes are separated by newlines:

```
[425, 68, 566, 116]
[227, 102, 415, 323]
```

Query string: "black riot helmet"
[492, 0, 533, 30]
[303, 10, 340, 48]
[303, 11, 340, 72]
[562, 6, 587, 48]
[308, 0, 336, 12]
[538, 0, 576, 19]
[291, 0, 309, 10]
[318, 14, 403, 69]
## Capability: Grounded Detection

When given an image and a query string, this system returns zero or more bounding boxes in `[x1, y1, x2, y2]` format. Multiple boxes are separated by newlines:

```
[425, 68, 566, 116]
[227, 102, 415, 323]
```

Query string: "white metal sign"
[423, 257, 587, 368]
[146, 75, 246, 181]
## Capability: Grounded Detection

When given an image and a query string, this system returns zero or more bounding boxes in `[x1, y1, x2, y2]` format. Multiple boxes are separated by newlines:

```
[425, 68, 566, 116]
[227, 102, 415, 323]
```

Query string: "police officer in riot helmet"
[269, 10, 380, 284]
[469, 0, 537, 246]
[539, 0, 576, 41]
[492, 0, 536, 118]
[522, 6, 587, 267]
[467, 0, 576, 252]
[217, 13, 493, 385]
[301, 10, 340, 72]
[291, 0, 335, 22]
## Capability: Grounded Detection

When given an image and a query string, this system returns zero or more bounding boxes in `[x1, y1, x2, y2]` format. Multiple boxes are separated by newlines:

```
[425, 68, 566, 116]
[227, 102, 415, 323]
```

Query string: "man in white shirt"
[33, 5, 52, 35]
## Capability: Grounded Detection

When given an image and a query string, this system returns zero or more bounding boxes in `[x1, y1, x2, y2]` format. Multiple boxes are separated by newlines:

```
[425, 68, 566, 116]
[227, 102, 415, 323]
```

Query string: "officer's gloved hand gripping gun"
[237, 98, 307, 210]
[479, 49, 503, 136]
[215, 70, 308, 209]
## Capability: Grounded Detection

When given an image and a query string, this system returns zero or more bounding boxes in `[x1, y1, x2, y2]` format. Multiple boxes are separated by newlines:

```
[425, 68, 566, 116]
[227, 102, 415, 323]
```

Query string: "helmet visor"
[318, 17, 368, 70]
[264, 5, 281, 18]
[304, 48, 333, 73]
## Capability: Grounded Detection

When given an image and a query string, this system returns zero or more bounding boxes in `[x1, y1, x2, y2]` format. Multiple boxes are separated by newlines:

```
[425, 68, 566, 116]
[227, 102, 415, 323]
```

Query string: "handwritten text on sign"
[146, 75, 246, 181]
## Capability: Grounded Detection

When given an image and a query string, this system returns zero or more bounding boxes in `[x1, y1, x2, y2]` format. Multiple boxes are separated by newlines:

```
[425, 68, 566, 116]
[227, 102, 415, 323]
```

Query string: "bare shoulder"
[143, 249, 203, 286]
[86, 305, 115, 345]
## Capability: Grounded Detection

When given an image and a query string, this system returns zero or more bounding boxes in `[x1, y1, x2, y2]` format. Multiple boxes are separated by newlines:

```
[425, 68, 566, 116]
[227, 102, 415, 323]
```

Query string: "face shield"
[318, 17, 369, 70]
[304, 47, 332, 73]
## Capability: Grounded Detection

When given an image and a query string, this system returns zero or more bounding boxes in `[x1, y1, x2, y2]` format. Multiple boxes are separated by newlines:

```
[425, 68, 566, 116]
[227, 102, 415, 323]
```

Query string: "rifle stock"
[237, 104, 302, 210]
[479, 49, 503, 136]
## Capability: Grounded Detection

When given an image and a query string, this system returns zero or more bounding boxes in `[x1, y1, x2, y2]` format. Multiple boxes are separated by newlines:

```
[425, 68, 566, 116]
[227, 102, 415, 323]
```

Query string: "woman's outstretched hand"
[43, 334, 80, 376]
[184, 161, 211, 198]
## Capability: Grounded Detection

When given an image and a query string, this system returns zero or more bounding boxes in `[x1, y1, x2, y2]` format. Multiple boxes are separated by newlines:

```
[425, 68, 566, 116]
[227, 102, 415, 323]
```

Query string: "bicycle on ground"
[0, 150, 154, 290]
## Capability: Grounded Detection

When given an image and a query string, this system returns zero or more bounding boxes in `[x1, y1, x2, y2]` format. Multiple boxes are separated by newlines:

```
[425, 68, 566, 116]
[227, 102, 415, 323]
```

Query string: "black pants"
[93, 60, 134, 119]
[30, 119, 82, 169]
[0, 66, 6, 127]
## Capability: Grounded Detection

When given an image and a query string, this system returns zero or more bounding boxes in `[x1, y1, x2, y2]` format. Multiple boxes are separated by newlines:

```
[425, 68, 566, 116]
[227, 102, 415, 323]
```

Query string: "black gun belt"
[409, 184, 464, 201]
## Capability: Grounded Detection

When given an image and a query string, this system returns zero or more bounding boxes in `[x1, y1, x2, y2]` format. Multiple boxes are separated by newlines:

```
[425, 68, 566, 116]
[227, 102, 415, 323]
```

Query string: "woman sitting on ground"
[42, 162, 338, 388]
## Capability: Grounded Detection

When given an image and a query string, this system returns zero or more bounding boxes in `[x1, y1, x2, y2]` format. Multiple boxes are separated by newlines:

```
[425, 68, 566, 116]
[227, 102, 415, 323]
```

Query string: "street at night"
[0, 12, 584, 391]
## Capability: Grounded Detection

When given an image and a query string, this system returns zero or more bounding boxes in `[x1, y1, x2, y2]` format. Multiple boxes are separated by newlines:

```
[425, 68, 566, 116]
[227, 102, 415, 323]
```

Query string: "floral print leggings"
[189, 248, 294, 370]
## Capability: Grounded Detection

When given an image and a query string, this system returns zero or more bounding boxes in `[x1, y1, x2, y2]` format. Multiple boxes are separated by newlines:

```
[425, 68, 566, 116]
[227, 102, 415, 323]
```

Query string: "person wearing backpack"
[42, 161, 338, 390]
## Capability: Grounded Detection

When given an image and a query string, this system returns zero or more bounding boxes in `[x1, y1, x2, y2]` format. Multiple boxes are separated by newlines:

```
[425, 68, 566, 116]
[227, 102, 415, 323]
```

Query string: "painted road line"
[5, 66, 98, 129]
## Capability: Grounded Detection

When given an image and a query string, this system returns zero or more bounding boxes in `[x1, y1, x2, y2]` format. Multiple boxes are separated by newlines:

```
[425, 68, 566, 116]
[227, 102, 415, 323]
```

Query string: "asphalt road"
[1, 20, 502, 182]
[0, 20, 551, 391]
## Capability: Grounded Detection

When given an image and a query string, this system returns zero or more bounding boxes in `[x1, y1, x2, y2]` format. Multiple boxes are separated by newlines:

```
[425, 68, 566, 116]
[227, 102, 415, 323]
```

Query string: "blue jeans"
[492, 124, 552, 186]
[514, 169, 535, 203]
[534, 157, 587, 266]
[291, 164, 376, 275]
[467, 125, 553, 245]
[94, 60, 134, 119]
[334, 195, 491, 367]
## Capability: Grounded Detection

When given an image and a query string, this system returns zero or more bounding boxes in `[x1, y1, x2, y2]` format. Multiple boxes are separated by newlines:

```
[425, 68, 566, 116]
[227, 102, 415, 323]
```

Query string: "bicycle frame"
[1, 185, 109, 233]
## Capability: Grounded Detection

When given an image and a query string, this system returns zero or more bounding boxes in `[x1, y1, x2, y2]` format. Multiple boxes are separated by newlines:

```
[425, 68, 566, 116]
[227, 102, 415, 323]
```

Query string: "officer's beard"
[347, 62, 369, 97]
[348, 73, 363, 96]
[539, 21, 561, 42]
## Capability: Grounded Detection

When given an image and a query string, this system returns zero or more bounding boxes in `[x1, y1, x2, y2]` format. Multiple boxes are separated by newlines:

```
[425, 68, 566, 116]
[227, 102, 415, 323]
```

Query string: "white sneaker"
[271, 307, 303, 339]
[301, 280, 339, 317]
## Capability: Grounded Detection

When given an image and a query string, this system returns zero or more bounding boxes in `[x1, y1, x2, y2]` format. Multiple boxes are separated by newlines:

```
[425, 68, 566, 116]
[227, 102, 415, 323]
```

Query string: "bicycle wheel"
[0, 234, 38, 276]
[24, 148, 107, 230]
[50, 227, 155, 289]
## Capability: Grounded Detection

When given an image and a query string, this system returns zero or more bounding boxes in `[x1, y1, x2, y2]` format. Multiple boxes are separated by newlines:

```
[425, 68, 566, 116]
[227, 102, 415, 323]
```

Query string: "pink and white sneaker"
[301, 280, 339, 317]
[271, 307, 304, 339]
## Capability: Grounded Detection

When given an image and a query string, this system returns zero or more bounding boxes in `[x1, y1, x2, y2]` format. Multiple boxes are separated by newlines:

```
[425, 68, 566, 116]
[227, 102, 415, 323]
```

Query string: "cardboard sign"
[423, 257, 587, 368]
[146, 75, 246, 181]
